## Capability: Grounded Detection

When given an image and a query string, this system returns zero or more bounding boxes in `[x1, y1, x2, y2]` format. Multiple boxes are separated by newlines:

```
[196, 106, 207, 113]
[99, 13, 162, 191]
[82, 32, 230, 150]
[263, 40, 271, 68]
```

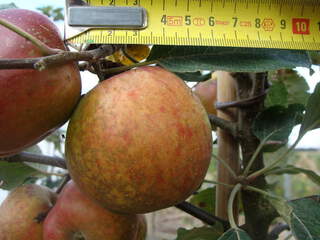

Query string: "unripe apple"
[0, 184, 57, 240]
[193, 75, 217, 116]
[66, 66, 212, 214]
[0, 9, 81, 157]
[43, 181, 146, 240]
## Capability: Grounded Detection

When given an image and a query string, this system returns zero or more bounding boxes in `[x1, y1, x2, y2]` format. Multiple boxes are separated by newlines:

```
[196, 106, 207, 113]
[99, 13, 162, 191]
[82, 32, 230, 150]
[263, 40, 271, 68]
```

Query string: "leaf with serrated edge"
[299, 82, 320, 137]
[289, 198, 320, 240]
[148, 46, 311, 72]
[266, 165, 320, 186]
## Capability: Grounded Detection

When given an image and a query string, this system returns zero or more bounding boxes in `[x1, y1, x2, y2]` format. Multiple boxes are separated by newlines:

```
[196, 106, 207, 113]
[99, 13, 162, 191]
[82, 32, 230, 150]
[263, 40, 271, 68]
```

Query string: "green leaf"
[309, 51, 320, 65]
[265, 81, 288, 107]
[0, 162, 41, 190]
[0, 3, 17, 9]
[253, 104, 304, 145]
[176, 226, 223, 240]
[175, 72, 211, 82]
[190, 187, 215, 214]
[299, 82, 320, 137]
[265, 165, 320, 186]
[147, 46, 311, 72]
[217, 228, 252, 240]
[288, 197, 320, 240]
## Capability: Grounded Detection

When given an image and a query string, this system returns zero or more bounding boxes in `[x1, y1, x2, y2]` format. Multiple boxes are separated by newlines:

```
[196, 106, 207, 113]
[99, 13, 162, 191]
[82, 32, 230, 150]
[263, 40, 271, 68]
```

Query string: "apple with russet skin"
[65, 66, 212, 214]
[0, 184, 57, 240]
[0, 9, 81, 157]
[193, 75, 218, 116]
[43, 181, 146, 240]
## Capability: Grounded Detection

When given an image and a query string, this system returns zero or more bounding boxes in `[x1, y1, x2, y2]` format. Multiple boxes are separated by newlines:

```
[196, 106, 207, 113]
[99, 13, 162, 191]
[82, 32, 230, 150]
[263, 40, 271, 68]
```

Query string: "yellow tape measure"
[67, 0, 320, 50]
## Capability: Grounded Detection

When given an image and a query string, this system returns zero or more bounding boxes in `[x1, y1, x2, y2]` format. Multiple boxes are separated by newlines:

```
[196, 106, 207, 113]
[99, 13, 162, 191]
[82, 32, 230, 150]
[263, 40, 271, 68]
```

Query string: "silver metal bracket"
[65, 0, 148, 40]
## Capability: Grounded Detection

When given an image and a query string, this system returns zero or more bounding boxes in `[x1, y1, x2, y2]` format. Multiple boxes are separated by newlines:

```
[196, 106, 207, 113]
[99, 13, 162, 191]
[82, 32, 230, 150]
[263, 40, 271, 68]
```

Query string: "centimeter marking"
[69, 0, 320, 50]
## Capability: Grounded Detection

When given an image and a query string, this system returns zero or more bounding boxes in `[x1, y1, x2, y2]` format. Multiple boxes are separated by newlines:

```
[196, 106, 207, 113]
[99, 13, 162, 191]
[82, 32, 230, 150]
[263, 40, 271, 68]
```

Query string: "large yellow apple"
[66, 66, 212, 214]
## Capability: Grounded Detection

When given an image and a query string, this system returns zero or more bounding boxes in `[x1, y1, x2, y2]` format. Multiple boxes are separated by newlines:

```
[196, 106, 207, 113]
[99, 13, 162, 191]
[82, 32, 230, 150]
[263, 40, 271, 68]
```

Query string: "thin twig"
[1, 152, 67, 169]
[211, 153, 238, 179]
[56, 175, 71, 194]
[0, 45, 120, 70]
[0, 18, 60, 55]
[215, 91, 267, 110]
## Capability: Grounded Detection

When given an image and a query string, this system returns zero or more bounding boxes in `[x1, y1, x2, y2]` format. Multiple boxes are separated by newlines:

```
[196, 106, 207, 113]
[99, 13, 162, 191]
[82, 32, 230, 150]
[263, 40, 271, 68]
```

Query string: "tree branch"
[208, 114, 237, 137]
[0, 152, 67, 169]
[0, 45, 121, 70]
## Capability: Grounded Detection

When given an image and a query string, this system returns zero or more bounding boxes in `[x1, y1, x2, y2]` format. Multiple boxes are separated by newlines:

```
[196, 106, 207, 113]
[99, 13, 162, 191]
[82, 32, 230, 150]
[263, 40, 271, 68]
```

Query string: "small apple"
[0, 9, 81, 157]
[0, 184, 57, 240]
[193, 75, 217, 116]
[66, 66, 212, 214]
[43, 181, 146, 240]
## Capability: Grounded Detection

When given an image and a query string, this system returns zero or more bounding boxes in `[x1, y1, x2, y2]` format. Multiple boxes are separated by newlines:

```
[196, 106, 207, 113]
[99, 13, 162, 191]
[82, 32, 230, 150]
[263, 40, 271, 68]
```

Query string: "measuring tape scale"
[67, 0, 320, 50]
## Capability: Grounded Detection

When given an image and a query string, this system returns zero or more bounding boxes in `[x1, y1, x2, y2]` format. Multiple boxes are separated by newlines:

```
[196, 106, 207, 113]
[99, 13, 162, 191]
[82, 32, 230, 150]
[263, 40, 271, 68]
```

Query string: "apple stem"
[0, 152, 67, 169]
[56, 175, 71, 194]
[0, 18, 61, 56]
[101, 60, 159, 74]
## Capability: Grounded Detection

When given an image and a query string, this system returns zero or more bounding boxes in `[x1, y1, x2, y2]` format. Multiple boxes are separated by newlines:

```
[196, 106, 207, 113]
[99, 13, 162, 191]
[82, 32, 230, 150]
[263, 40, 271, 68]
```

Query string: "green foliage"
[176, 226, 223, 240]
[265, 165, 320, 186]
[217, 228, 252, 240]
[309, 51, 320, 65]
[253, 104, 304, 151]
[148, 46, 311, 72]
[0, 162, 41, 190]
[265, 81, 288, 108]
[268, 70, 310, 106]
[175, 72, 211, 82]
[190, 187, 215, 214]
[0, 3, 17, 9]
[37, 6, 64, 21]
[288, 197, 320, 240]
[299, 82, 320, 137]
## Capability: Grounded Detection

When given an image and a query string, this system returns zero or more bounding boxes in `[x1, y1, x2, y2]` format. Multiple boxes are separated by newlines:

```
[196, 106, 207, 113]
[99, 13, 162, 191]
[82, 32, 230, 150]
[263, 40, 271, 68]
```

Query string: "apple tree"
[0, 3, 320, 240]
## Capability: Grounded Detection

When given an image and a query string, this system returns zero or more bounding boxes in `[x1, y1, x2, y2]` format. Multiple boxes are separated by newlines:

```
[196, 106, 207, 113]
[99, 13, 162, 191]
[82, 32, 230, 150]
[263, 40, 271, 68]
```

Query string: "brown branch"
[208, 114, 237, 137]
[0, 152, 67, 169]
[0, 45, 121, 70]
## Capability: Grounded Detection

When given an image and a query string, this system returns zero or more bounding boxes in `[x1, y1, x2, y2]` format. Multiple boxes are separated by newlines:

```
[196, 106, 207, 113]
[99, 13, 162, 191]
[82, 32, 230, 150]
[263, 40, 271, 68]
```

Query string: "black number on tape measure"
[255, 18, 261, 28]
[109, 0, 115, 5]
[280, 19, 286, 29]
[161, 15, 167, 25]
[133, 0, 138, 5]
[209, 16, 215, 26]
[232, 17, 238, 27]
[108, 30, 113, 36]
[185, 16, 191, 25]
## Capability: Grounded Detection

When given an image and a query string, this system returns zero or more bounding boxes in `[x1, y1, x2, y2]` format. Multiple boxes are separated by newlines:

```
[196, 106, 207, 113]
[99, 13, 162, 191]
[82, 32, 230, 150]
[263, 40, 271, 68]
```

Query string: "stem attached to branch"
[0, 45, 120, 70]
[1, 152, 67, 169]
[208, 114, 237, 137]
[0, 18, 60, 56]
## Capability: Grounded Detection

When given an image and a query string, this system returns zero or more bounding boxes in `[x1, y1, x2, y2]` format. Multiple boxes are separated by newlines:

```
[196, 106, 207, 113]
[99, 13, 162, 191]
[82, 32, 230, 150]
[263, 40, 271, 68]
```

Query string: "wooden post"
[215, 71, 239, 220]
